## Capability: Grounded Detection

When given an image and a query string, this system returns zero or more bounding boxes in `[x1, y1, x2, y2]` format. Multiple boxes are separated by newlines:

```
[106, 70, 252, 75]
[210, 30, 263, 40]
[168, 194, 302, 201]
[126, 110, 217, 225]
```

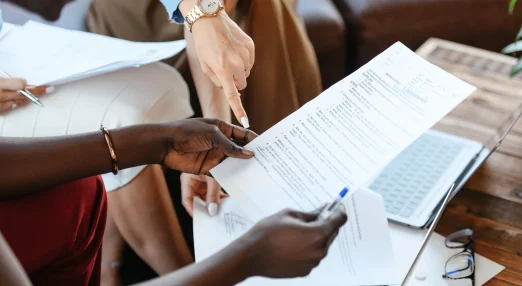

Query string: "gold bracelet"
[100, 125, 119, 175]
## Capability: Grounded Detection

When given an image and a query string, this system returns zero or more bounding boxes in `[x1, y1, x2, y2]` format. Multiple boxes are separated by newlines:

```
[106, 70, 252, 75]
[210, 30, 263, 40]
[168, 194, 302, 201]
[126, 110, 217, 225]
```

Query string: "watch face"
[199, 0, 220, 14]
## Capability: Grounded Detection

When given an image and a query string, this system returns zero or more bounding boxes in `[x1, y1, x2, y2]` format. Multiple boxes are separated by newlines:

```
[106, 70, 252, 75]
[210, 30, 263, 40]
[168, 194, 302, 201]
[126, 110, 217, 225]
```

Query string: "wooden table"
[416, 39, 522, 285]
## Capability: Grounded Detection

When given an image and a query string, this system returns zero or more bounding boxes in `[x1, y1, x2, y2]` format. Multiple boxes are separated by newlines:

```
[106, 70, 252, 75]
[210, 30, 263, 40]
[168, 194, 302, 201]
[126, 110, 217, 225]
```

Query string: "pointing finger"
[218, 73, 249, 128]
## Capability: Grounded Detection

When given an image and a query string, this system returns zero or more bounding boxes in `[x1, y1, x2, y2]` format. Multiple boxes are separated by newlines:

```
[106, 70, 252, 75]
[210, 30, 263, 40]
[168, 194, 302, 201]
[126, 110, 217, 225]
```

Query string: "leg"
[101, 209, 124, 286]
[104, 165, 193, 276]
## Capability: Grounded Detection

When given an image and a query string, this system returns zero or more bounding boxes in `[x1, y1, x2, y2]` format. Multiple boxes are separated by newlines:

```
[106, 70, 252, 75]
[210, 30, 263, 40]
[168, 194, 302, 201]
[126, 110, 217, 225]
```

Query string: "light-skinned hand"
[0, 77, 53, 113]
[179, 0, 255, 128]
[181, 173, 227, 216]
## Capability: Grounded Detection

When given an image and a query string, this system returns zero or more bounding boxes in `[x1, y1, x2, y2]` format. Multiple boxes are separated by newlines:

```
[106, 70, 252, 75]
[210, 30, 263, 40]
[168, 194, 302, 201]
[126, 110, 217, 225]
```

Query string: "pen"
[0, 70, 44, 107]
[317, 187, 349, 220]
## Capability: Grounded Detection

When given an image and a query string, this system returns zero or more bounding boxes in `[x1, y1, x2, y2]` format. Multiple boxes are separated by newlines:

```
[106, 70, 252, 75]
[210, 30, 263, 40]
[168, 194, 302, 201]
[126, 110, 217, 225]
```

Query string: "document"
[210, 42, 476, 222]
[0, 21, 186, 86]
[194, 189, 400, 286]
[0, 23, 15, 40]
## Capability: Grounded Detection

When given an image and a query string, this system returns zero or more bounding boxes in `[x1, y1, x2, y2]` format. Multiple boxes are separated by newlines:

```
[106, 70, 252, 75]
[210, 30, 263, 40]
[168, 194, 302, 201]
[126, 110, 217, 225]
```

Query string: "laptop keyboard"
[369, 132, 464, 218]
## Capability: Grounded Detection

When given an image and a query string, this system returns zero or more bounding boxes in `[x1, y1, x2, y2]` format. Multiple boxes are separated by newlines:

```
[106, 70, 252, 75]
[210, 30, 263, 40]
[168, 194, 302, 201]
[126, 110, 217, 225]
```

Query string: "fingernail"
[339, 204, 346, 213]
[208, 203, 218, 216]
[45, 86, 55, 94]
[240, 117, 250, 129]
[242, 148, 255, 156]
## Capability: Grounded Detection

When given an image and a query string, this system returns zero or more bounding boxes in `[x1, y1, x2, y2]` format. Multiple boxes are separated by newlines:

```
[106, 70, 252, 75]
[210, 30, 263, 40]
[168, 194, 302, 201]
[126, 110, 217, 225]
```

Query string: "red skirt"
[0, 176, 107, 286]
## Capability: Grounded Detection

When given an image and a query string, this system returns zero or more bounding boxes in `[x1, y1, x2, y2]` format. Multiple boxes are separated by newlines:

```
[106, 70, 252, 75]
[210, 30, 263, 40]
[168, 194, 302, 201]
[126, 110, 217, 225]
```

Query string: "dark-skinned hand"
[162, 118, 257, 175]
[239, 207, 348, 278]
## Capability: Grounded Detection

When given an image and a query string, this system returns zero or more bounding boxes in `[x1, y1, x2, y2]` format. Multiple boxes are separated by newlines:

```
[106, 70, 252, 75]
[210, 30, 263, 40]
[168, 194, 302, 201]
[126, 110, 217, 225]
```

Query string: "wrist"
[110, 124, 169, 169]
[180, 0, 228, 33]
[234, 228, 263, 279]
[228, 237, 258, 282]
[179, 0, 199, 16]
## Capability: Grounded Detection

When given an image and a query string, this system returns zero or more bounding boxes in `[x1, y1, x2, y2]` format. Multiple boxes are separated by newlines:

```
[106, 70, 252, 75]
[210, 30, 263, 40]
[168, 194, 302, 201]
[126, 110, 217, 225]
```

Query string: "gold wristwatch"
[184, 0, 225, 32]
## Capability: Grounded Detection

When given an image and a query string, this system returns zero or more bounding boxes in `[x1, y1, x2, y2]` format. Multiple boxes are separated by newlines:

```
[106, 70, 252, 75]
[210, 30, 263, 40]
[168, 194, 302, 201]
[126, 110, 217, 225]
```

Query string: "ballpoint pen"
[0, 70, 44, 107]
[317, 187, 349, 220]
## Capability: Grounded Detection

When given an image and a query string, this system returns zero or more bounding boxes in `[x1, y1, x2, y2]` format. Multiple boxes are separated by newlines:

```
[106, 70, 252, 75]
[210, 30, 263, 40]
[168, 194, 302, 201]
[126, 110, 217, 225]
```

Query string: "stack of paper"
[192, 42, 478, 285]
[0, 21, 186, 86]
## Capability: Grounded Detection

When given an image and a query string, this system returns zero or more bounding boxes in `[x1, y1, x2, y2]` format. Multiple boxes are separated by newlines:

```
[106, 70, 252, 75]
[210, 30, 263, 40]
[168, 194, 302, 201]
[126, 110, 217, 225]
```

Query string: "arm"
[0, 232, 31, 286]
[185, 27, 231, 122]
[0, 119, 256, 199]
[160, 0, 254, 128]
[0, 124, 166, 198]
[137, 239, 251, 286]
[139, 208, 347, 286]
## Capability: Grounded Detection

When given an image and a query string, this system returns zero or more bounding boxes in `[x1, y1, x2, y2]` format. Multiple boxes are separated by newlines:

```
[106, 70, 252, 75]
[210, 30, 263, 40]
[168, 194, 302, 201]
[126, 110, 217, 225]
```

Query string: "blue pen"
[317, 187, 349, 220]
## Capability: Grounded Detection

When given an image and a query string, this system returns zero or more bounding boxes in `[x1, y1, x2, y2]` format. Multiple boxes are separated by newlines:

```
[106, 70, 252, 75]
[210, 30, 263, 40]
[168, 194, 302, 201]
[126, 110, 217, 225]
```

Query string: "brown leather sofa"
[332, 0, 522, 71]
[298, 0, 347, 88]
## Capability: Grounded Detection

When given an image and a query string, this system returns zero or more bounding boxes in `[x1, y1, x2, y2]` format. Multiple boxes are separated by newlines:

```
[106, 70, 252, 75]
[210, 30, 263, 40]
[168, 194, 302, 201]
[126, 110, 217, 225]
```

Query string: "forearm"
[138, 239, 252, 286]
[185, 27, 231, 122]
[0, 232, 31, 286]
[0, 124, 166, 198]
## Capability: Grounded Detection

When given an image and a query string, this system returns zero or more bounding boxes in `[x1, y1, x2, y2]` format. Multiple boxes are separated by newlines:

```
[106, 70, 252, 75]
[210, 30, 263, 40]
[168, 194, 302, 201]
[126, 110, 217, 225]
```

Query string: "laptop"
[367, 130, 483, 228]
[398, 109, 522, 285]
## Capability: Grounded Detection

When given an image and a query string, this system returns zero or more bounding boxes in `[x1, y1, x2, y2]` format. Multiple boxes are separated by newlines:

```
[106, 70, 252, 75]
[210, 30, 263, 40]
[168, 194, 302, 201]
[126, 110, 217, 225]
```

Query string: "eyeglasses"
[442, 229, 475, 286]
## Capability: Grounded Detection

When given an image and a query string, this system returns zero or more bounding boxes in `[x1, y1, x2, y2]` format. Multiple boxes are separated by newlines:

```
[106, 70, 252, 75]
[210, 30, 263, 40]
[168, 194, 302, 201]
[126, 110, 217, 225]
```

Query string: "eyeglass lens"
[445, 252, 475, 279]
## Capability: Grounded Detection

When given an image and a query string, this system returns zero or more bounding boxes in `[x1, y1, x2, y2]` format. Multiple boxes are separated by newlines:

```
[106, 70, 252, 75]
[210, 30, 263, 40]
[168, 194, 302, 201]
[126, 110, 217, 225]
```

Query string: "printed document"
[0, 21, 186, 86]
[210, 42, 476, 222]
[194, 189, 399, 286]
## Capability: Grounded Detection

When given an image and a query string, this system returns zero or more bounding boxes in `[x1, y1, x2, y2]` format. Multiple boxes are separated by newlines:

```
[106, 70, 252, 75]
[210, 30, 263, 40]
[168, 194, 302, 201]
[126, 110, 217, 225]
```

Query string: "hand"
[180, 1, 255, 128]
[0, 77, 51, 113]
[162, 118, 258, 175]
[240, 207, 347, 278]
[181, 173, 227, 216]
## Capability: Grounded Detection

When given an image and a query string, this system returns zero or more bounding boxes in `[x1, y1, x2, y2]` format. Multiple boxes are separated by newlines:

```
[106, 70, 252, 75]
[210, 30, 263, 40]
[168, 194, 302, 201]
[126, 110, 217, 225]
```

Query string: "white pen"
[317, 187, 349, 220]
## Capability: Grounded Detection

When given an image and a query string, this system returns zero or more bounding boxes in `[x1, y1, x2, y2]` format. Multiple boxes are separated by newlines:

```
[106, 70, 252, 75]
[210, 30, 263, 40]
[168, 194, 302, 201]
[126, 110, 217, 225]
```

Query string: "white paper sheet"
[0, 22, 15, 40]
[0, 21, 186, 86]
[211, 42, 476, 222]
[194, 188, 399, 286]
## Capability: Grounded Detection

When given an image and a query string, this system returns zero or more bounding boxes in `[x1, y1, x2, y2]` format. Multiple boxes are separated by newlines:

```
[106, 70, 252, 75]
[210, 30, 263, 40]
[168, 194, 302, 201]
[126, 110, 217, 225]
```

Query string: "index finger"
[217, 73, 249, 128]
[0, 77, 26, 91]
[323, 207, 348, 235]
[26, 85, 52, 96]
[310, 207, 347, 236]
